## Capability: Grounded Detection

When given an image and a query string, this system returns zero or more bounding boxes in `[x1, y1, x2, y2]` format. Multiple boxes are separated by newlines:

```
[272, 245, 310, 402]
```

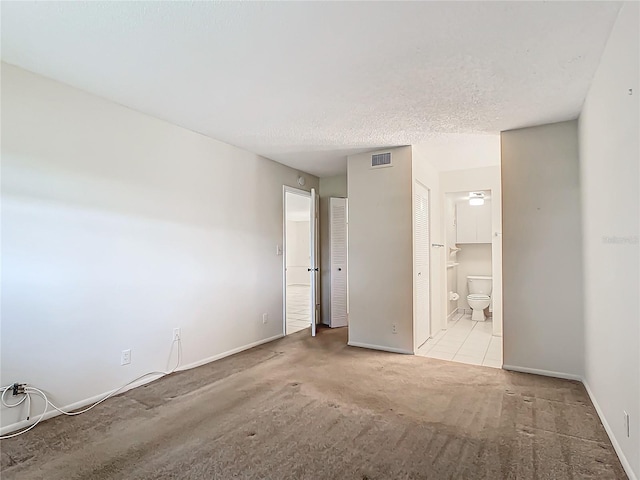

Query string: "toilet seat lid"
[467, 294, 490, 300]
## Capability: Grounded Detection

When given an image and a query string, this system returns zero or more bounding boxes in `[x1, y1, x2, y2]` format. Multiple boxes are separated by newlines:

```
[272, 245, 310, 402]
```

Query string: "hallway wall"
[319, 175, 347, 325]
[0, 64, 319, 432]
[347, 147, 414, 353]
[501, 121, 584, 378]
[579, 3, 639, 477]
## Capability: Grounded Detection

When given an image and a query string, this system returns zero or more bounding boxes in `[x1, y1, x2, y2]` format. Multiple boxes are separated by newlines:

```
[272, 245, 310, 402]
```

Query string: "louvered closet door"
[414, 182, 431, 347]
[330, 197, 348, 327]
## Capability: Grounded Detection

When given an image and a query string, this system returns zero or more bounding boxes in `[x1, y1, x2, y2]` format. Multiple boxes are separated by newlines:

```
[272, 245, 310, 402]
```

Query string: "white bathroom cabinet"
[456, 200, 492, 243]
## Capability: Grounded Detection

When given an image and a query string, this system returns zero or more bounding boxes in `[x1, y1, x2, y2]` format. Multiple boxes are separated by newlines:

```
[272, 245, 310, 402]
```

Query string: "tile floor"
[416, 311, 502, 368]
[286, 284, 311, 335]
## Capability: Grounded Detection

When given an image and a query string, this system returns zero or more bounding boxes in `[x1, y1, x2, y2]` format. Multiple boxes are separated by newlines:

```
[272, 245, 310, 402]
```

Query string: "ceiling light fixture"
[469, 192, 485, 206]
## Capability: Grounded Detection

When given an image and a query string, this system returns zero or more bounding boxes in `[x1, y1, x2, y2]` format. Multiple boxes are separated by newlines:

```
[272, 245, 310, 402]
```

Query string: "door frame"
[282, 186, 312, 337]
[442, 188, 502, 338]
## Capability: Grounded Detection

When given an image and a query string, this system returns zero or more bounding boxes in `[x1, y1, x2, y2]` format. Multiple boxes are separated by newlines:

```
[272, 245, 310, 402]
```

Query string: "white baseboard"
[503, 365, 636, 480]
[0, 333, 284, 436]
[0, 373, 164, 436]
[3, 337, 635, 480]
[582, 380, 637, 480]
[347, 341, 413, 355]
[502, 364, 583, 382]
[446, 308, 459, 321]
[176, 334, 283, 372]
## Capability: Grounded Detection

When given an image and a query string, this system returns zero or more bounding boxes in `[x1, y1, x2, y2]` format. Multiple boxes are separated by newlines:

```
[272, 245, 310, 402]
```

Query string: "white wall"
[319, 174, 347, 325]
[446, 266, 458, 317]
[501, 121, 584, 378]
[0, 64, 319, 431]
[413, 134, 501, 172]
[445, 195, 458, 316]
[579, 3, 639, 478]
[440, 166, 502, 335]
[285, 220, 311, 285]
[411, 145, 445, 343]
[347, 147, 414, 353]
[455, 244, 492, 311]
[444, 195, 457, 254]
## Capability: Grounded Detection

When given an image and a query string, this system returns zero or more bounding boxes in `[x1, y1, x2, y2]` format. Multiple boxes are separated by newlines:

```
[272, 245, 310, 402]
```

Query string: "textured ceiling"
[0, 1, 621, 177]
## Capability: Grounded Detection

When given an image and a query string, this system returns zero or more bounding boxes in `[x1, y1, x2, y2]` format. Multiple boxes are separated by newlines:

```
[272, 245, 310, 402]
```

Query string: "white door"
[414, 182, 430, 347]
[330, 197, 348, 327]
[309, 188, 319, 336]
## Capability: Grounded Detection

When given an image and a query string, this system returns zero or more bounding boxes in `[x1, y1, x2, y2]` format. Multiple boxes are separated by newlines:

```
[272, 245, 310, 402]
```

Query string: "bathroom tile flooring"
[286, 284, 311, 335]
[416, 311, 502, 368]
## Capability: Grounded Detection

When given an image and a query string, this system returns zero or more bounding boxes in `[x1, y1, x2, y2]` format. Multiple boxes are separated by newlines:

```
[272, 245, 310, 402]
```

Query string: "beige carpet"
[0, 327, 627, 479]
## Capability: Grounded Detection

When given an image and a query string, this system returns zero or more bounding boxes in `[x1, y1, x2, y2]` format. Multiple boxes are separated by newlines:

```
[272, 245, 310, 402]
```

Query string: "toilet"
[466, 276, 492, 321]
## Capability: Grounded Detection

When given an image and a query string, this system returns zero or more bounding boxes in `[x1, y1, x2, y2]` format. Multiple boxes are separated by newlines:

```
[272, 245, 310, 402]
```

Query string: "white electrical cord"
[0, 338, 181, 440]
[0, 387, 49, 439]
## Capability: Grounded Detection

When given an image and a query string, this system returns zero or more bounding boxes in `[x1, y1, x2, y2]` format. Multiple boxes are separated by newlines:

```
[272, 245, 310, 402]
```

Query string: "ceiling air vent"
[371, 152, 392, 168]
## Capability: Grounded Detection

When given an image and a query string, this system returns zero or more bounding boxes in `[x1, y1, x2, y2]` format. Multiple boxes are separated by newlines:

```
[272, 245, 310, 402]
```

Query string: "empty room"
[1, 2, 638, 479]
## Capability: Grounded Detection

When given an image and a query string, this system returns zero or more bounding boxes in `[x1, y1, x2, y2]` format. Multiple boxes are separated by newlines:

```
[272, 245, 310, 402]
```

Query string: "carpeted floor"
[0, 327, 627, 479]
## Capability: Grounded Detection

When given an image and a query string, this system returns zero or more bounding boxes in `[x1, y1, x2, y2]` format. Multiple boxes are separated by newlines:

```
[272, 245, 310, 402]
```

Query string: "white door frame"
[282, 186, 312, 336]
[310, 187, 319, 336]
[441, 187, 502, 338]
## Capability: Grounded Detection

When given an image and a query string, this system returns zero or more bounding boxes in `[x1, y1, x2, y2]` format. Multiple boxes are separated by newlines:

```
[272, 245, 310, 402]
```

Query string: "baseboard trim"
[0, 333, 284, 436]
[347, 341, 413, 355]
[446, 308, 459, 321]
[3, 337, 635, 480]
[176, 334, 284, 372]
[582, 380, 637, 480]
[501, 365, 636, 479]
[502, 364, 583, 382]
[0, 373, 164, 436]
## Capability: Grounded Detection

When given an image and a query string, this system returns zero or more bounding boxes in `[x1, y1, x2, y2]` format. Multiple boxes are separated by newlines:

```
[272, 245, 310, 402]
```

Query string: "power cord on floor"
[0, 338, 182, 440]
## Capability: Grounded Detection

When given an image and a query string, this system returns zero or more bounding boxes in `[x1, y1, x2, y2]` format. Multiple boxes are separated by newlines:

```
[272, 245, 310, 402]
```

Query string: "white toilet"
[466, 276, 492, 321]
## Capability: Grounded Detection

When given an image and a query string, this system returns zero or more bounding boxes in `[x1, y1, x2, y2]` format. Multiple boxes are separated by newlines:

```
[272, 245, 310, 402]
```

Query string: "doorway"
[418, 189, 503, 368]
[283, 187, 318, 336]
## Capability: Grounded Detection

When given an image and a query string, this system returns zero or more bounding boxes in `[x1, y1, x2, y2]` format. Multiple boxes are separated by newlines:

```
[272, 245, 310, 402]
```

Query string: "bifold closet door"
[329, 197, 348, 328]
[414, 182, 430, 347]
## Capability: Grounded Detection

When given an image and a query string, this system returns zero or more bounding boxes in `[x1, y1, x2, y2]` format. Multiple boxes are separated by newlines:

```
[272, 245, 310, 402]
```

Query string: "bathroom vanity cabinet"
[456, 200, 492, 243]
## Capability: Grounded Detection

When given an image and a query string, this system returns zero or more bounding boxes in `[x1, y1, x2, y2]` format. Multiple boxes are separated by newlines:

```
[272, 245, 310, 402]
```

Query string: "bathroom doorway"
[418, 187, 503, 368]
[283, 188, 315, 336]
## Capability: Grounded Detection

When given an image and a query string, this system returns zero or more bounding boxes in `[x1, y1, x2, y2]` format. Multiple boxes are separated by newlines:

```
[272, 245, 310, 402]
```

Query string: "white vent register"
[371, 152, 392, 168]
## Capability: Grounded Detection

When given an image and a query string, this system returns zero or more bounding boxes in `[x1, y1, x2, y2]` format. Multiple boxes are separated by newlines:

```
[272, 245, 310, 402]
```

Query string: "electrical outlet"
[12, 383, 25, 396]
[624, 411, 630, 437]
[262, 313, 268, 324]
[121, 349, 131, 365]
[392, 323, 398, 334]
[173, 328, 181, 341]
